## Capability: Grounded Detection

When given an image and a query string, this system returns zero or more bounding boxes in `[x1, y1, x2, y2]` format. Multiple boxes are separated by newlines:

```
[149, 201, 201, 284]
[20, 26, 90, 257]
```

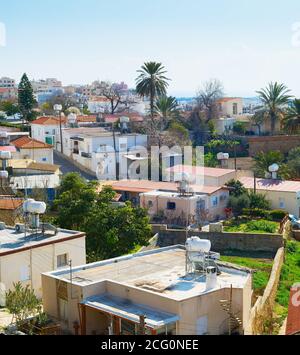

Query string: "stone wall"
[247, 135, 300, 157]
[155, 226, 284, 255]
[245, 247, 285, 335]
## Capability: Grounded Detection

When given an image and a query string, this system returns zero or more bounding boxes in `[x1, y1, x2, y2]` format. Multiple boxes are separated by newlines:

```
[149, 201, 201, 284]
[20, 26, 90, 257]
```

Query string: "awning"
[82, 294, 179, 329]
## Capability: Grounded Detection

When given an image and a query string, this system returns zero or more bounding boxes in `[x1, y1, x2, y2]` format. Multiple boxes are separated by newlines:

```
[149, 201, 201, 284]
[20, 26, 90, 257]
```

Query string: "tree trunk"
[270, 112, 276, 135]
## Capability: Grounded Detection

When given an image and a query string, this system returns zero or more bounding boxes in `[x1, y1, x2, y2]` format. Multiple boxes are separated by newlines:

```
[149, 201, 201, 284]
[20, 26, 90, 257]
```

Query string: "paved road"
[54, 151, 97, 181]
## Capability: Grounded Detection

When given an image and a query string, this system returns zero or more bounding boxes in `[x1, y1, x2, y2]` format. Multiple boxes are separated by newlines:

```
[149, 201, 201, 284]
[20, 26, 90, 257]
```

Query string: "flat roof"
[240, 177, 300, 193]
[64, 128, 145, 139]
[105, 180, 225, 195]
[47, 246, 250, 301]
[166, 165, 236, 178]
[0, 226, 85, 256]
[84, 294, 179, 329]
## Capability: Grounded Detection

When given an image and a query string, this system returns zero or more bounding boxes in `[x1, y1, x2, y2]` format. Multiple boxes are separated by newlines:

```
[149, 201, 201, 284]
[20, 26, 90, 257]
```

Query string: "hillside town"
[1, 0, 300, 342]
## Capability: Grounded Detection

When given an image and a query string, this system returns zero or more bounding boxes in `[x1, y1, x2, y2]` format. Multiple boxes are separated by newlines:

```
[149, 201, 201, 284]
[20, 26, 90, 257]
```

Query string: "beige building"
[42, 245, 252, 335]
[240, 177, 300, 217]
[11, 136, 54, 164]
[217, 98, 244, 117]
[0, 222, 86, 304]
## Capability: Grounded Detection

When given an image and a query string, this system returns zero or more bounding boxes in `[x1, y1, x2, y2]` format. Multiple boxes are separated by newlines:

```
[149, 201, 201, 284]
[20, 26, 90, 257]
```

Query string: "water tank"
[68, 113, 77, 124]
[217, 152, 230, 161]
[23, 200, 46, 214]
[0, 170, 8, 179]
[186, 237, 211, 253]
[269, 164, 279, 173]
[0, 151, 12, 160]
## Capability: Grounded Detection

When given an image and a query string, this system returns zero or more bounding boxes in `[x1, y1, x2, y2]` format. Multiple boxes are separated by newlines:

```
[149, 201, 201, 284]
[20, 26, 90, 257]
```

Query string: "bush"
[269, 210, 288, 222]
[228, 194, 250, 215]
[242, 208, 269, 219]
[246, 220, 279, 234]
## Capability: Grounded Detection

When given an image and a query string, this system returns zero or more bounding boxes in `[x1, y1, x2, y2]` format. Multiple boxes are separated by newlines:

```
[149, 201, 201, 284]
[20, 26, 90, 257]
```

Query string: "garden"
[223, 218, 280, 234]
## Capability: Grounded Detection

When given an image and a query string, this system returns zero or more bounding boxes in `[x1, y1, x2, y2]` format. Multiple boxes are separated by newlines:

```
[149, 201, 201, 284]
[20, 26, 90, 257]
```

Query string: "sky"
[1, 0, 300, 97]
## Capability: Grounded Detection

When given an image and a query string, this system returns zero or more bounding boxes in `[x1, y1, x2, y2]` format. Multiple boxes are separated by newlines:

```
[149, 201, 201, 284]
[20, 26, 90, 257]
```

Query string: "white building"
[0, 77, 16, 88]
[217, 98, 244, 117]
[62, 128, 148, 179]
[11, 136, 54, 164]
[0, 218, 86, 303]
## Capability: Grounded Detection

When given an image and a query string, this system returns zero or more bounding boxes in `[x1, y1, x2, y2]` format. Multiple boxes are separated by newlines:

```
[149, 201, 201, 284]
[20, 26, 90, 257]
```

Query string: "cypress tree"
[18, 73, 36, 122]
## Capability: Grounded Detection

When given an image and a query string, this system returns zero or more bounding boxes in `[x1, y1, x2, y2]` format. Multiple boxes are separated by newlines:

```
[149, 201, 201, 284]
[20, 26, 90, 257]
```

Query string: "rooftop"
[105, 180, 226, 195]
[31, 116, 67, 126]
[0, 225, 85, 256]
[0, 198, 23, 211]
[166, 165, 236, 178]
[240, 177, 300, 193]
[11, 136, 53, 149]
[47, 246, 250, 301]
[64, 127, 145, 139]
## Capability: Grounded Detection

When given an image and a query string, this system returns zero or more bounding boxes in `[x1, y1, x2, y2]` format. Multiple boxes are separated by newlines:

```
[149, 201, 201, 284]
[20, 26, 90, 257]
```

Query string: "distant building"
[0, 77, 16, 89]
[217, 98, 244, 117]
[62, 128, 148, 179]
[31, 78, 64, 104]
[42, 245, 252, 335]
[11, 136, 54, 164]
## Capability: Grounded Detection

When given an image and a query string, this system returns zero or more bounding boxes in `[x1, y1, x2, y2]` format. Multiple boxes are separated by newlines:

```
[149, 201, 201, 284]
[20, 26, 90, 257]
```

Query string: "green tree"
[167, 121, 191, 146]
[228, 194, 250, 216]
[282, 99, 300, 134]
[248, 191, 271, 210]
[0, 101, 19, 116]
[154, 96, 178, 130]
[136, 62, 170, 118]
[253, 151, 292, 179]
[204, 152, 218, 168]
[18, 73, 36, 122]
[225, 179, 247, 197]
[250, 111, 265, 136]
[287, 147, 300, 178]
[256, 82, 292, 135]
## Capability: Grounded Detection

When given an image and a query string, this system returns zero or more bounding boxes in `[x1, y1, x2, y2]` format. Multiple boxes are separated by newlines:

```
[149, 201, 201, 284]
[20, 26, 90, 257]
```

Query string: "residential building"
[0, 218, 86, 304]
[166, 165, 239, 187]
[0, 197, 23, 226]
[87, 97, 113, 114]
[11, 136, 54, 164]
[0, 87, 17, 101]
[0, 77, 16, 88]
[217, 98, 244, 117]
[31, 78, 64, 104]
[42, 245, 252, 335]
[105, 180, 230, 223]
[240, 177, 300, 217]
[212, 117, 237, 135]
[31, 116, 68, 150]
[62, 128, 148, 179]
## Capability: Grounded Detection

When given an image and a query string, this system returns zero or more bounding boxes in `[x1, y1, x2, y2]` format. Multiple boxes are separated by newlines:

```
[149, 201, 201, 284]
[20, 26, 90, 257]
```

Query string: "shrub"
[248, 192, 271, 210]
[242, 208, 269, 219]
[246, 220, 278, 234]
[228, 194, 250, 215]
[269, 210, 288, 222]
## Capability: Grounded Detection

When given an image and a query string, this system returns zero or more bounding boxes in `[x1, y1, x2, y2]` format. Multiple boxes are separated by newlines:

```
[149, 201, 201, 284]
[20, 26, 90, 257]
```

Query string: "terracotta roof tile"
[11, 136, 53, 149]
[31, 116, 67, 125]
[0, 198, 23, 210]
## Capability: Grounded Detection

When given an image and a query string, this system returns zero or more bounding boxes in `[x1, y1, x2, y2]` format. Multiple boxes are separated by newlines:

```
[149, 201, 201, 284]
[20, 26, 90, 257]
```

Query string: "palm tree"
[256, 82, 292, 135]
[136, 62, 170, 118]
[154, 96, 178, 130]
[282, 99, 300, 134]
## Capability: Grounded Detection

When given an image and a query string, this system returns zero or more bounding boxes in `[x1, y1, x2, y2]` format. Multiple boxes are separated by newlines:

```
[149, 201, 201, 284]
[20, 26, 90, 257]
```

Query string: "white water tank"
[0, 151, 12, 160]
[68, 113, 77, 124]
[217, 152, 230, 161]
[0, 170, 8, 179]
[186, 237, 211, 253]
[23, 200, 46, 214]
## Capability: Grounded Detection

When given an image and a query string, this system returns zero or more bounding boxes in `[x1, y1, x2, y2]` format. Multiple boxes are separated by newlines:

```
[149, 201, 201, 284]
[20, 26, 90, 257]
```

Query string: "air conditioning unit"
[0, 222, 6, 230]
[15, 224, 25, 233]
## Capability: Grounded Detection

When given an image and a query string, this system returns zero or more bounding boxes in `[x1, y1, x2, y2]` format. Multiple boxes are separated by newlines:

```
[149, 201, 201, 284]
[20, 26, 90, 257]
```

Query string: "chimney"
[206, 266, 218, 291]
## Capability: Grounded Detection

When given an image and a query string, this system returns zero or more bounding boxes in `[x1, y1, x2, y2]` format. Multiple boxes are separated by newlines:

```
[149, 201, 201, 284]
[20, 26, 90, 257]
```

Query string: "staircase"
[220, 299, 243, 334]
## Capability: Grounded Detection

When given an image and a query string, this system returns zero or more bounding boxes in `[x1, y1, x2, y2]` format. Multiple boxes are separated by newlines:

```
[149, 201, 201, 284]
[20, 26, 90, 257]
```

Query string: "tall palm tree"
[256, 82, 292, 135]
[282, 99, 300, 134]
[154, 96, 178, 130]
[136, 62, 170, 118]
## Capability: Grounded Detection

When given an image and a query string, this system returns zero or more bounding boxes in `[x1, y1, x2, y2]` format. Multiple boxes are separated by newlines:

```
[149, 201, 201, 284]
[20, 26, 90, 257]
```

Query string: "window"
[167, 202, 176, 210]
[233, 103, 238, 115]
[42, 158, 47, 162]
[57, 254, 68, 268]
[148, 200, 154, 208]
[211, 196, 218, 207]
[279, 198, 286, 209]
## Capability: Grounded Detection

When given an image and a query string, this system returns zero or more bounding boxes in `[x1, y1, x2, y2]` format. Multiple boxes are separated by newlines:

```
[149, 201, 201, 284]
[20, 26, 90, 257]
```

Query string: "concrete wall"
[12, 147, 54, 164]
[245, 247, 285, 335]
[248, 135, 300, 157]
[156, 227, 284, 255]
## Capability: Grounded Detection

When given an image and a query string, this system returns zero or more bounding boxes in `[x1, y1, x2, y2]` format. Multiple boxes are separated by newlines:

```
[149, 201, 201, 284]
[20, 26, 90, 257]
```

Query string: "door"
[197, 316, 208, 335]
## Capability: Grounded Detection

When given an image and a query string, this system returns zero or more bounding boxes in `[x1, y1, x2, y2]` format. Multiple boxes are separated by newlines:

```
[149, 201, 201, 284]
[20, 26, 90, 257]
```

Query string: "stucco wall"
[245, 247, 285, 335]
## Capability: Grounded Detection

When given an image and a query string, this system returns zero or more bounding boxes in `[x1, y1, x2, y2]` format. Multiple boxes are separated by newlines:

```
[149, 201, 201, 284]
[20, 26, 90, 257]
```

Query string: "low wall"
[247, 135, 300, 156]
[246, 247, 285, 335]
[155, 226, 284, 255]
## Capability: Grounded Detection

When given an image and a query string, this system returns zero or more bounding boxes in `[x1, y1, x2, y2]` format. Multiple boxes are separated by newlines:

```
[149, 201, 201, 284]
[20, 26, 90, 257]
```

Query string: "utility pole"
[54, 104, 63, 154]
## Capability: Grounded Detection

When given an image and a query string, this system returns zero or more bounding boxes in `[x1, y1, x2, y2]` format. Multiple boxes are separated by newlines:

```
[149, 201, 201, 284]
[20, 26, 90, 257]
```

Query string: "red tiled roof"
[106, 180, 226, 195]
[31, 116, 67, 125]
[11, 136, 53, 149]
[286, 285, 300, 335]
[103, 113, 144, 123]
[217, 97, 241, 103]
[77, 115, 97, 123]
[0, 198, 23, 210]
[0, 146, 17, 152]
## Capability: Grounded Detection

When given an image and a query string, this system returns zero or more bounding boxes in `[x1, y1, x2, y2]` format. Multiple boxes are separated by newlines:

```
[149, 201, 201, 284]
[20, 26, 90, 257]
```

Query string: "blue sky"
[1, 0, 300, 96]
